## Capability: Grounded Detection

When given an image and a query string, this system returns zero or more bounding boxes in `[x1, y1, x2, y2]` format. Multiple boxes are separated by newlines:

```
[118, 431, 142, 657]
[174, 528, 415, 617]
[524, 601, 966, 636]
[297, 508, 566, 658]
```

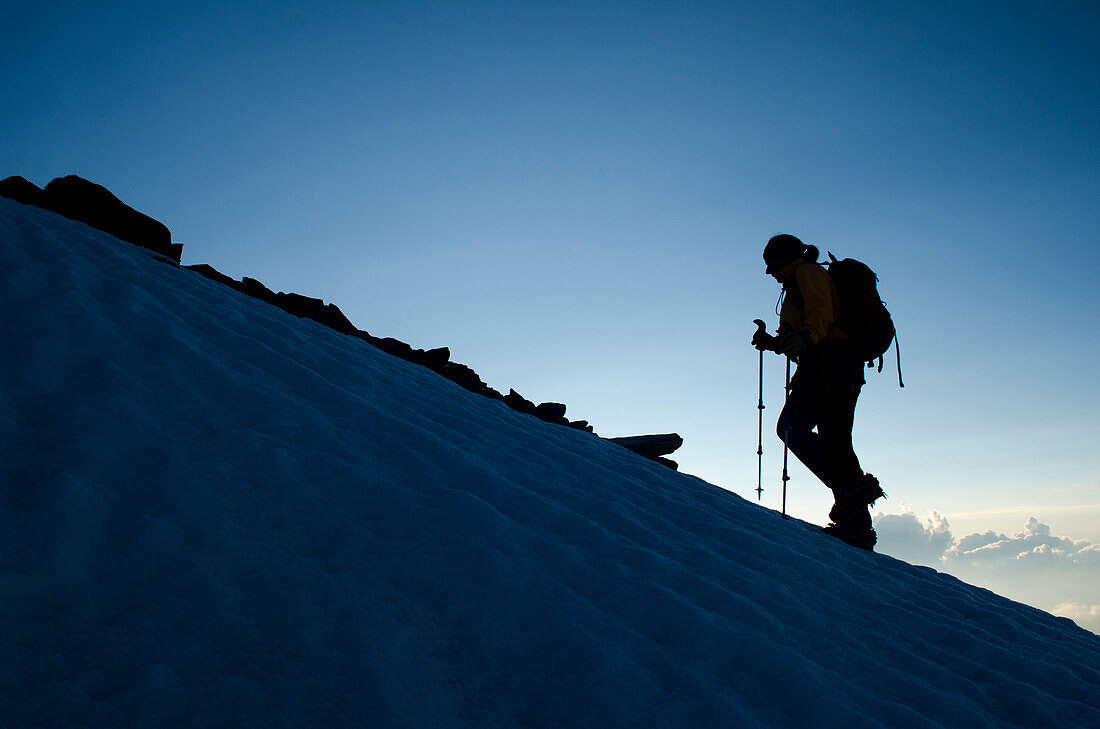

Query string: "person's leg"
[776, 386, 834, 488]
[818, 377, 885, 537]
[816, 380, 863, 492]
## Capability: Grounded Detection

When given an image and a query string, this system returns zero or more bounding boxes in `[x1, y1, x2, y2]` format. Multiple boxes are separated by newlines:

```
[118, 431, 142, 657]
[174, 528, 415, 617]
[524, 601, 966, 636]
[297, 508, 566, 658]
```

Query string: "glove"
[774, 330, 813, 358]
[751, 329, 776, 351]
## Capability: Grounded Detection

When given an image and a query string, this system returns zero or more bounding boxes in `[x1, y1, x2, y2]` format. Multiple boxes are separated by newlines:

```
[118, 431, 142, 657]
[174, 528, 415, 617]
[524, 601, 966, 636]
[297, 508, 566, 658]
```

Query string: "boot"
[824, 508, 877, 551]
[829, 473, 885, 524]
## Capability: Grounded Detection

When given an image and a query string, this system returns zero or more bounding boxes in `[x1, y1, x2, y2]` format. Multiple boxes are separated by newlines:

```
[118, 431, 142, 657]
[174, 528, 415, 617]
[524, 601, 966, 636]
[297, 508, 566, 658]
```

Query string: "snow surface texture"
[2, 196, 1099, 728]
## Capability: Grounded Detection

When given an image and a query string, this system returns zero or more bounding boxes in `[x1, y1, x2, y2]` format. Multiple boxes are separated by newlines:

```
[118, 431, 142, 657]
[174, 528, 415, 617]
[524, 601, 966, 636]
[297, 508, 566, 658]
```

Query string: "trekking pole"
[753, 320, 767, 501]
[781, 356, 791, 519]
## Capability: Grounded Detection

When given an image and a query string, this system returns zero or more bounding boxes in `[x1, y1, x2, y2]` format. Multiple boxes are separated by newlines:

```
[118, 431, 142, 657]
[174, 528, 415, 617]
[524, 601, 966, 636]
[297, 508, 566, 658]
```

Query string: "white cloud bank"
[874, 507, 1100, 634]
[1053, 603, 1100, 627]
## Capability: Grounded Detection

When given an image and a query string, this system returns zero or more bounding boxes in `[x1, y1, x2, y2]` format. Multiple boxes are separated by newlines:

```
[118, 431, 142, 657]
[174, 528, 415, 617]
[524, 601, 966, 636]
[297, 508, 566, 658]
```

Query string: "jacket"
[778, 261, 843, 345]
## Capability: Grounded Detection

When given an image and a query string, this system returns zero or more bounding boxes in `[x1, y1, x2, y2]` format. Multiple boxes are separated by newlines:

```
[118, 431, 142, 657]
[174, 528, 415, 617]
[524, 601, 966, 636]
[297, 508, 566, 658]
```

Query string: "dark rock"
[440, 362, 485, 393]
[0, 176, 45, 206]
[372, 337, 416, 361]
[568, 420, 593, 433]
[41, 175, 180, 262]
[272, 292, 358, 335]
[420, 347, 451, 372]
[504, 389, 537, 416]
[653, 457, 679, 470]
[607, 433, 684, 458]
[239, 277, 277, 304]
[185, 264, 238, 288]
[274, 291, 323, 318]
[321, 303, 358, 335]
[534, 402, 569, 425]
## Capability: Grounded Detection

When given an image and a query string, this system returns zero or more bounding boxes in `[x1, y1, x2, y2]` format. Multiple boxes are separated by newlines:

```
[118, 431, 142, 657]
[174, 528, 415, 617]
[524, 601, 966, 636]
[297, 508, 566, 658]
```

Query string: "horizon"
[3, 1, 1098, 628]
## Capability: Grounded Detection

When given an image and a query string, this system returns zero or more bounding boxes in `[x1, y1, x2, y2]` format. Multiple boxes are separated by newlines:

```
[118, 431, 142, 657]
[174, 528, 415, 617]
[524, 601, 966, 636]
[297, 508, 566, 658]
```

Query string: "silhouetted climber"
[752, 234, 884, 550]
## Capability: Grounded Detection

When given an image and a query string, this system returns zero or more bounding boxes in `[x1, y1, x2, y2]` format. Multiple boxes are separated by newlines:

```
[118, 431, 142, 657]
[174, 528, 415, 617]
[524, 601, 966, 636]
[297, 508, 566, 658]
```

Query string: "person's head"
[763, 234, 817, 282]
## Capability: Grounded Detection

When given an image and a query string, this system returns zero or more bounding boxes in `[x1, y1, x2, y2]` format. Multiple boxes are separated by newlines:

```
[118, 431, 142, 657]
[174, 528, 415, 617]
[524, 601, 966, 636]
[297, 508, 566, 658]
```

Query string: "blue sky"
[3, 0, 1098, 549]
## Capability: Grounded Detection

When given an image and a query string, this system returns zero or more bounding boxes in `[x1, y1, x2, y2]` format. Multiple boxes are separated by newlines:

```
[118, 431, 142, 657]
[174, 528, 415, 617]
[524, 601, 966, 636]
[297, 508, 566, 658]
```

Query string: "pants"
[776, 347, 865, 494]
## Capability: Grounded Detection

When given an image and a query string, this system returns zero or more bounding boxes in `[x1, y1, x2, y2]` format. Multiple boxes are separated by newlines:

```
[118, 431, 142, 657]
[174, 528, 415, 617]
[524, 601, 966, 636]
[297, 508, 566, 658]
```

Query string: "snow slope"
[2, 196, 1098, 728]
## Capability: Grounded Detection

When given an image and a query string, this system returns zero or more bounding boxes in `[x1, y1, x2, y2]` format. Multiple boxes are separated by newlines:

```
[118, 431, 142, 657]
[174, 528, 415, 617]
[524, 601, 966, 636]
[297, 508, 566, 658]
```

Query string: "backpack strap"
[894, 332, 904, 388]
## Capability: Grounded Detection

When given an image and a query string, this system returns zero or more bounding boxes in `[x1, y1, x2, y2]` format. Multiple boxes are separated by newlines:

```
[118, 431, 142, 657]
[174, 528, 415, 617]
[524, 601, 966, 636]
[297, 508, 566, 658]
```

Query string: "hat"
[763, 234, 805, 274]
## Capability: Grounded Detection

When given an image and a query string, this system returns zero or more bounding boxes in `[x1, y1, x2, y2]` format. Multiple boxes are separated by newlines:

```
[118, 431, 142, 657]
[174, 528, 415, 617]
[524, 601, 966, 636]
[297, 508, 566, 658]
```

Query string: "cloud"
[874, 511, 1100, 568]
[873, 505, 953, 568]
[873, 511, 1100, 635]
[945, 517, 1100, 567]
[1052, 604, 1100, 634]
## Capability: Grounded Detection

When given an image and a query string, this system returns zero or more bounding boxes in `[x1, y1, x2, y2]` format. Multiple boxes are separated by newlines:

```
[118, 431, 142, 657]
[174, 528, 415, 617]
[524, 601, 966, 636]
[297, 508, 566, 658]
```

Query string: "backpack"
[824, 253, 899, 380]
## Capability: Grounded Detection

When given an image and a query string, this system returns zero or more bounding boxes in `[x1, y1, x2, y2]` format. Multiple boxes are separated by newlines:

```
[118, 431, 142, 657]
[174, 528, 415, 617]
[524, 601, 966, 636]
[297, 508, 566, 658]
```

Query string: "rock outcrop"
[184, 261, 609, 437]
[1, 175, 181, 262]
[2, 174, 682, 467]
[0, 176, 45, 207]
[608, 434, 684, 470]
